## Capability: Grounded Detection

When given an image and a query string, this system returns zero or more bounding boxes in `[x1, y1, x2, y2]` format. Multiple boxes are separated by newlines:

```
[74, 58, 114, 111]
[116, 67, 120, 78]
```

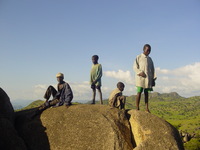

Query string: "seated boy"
[39, 72, 73, 111]
[108, 82, 126, 109]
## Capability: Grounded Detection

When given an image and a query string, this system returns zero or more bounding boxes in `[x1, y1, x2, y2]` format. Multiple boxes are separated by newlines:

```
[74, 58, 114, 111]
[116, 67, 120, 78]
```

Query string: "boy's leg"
[136, 87, 143, 110]
[120, 96, 126, 109]
[144, 90, 150, 113]
[91, 85, 96, 104]
[49, 99, 60, 106]
[44, 86, 57, 102]
[97, 86, 103, 104]
[136, 93, 141, 110]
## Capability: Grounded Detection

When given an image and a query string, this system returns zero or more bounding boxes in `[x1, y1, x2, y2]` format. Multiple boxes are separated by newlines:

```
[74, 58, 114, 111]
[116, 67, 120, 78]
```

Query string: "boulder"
[0, 117, 27, 150]
[127, 110, 184, 150]
[0, 88, 14, 123]
[16, 105, 133, 150]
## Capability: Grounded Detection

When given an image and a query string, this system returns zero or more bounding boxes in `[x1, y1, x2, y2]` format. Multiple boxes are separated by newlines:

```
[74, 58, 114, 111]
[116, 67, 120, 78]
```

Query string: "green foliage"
[184, 138, 200, 150]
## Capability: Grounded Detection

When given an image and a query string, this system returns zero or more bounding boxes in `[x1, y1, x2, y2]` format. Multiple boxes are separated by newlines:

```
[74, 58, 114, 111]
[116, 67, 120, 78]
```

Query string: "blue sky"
[0, 0, 200, 102]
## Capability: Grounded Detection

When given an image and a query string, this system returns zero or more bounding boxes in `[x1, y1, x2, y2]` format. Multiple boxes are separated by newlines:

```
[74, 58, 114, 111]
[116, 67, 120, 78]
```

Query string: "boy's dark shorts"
[91, 84, 101, 90]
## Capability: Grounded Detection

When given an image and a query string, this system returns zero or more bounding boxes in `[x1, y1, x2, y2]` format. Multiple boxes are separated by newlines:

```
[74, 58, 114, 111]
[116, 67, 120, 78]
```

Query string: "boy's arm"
[64, 84, 73, 105]
[93, 64, 102, 83]
[133, 57, 145, 76]
[111, 93, 121, 107]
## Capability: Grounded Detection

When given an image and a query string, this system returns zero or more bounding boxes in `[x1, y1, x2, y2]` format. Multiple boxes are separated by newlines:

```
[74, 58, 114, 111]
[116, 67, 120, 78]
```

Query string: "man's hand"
[138, 72, 146, 78]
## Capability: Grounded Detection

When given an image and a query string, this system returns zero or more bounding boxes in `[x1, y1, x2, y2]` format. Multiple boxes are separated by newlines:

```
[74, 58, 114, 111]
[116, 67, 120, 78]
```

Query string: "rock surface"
[16, 105, 133, 150]
[0, 117, 27, 150]
[0, 88, 14, 123]
[0, 88, 27, 150]
[127, 110, 184, 150]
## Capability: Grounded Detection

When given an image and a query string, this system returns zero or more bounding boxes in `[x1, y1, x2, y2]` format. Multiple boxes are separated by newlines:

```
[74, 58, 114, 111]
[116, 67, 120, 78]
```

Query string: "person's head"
[117, 82, 125, 91]
[56, 72, 64, 83]
[92, 55, 99, 64]
[143, 44, 151, 56]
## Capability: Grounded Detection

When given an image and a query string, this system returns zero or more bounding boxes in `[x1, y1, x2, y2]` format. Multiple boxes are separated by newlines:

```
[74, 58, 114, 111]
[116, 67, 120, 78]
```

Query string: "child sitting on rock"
[108, 82, 126, 109]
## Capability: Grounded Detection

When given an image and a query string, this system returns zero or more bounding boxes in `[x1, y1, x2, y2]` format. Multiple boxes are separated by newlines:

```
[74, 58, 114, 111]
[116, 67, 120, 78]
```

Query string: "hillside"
[15, 100, 44, 111]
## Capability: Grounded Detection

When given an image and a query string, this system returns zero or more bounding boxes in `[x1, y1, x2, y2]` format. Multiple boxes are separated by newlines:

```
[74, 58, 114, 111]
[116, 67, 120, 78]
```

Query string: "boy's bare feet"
[145, 109, 151, 113]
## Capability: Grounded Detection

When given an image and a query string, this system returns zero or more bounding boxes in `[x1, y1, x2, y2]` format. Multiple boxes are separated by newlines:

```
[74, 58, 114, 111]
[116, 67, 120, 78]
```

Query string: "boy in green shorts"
[133, 44, 156, 112]
[90, 55, 103, 104]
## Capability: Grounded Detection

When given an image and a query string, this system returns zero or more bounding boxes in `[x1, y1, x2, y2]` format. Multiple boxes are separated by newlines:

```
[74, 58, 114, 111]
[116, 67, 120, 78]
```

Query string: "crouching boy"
[108, 82, 126, 109]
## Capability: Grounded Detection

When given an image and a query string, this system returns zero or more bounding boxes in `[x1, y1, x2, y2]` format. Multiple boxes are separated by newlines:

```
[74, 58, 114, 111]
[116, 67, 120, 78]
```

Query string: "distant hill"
[15, 100, 44, 111]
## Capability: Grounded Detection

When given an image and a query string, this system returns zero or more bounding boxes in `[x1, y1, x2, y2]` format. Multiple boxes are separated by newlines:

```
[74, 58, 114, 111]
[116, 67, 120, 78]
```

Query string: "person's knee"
[48, 85, 54, 90]
[96, 86, 101, 90]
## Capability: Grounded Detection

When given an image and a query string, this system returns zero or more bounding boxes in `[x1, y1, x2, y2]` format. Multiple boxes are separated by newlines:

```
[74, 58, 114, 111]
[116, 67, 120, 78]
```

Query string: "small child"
[90, 55, 103, 104]
[108, 82, 126, 109]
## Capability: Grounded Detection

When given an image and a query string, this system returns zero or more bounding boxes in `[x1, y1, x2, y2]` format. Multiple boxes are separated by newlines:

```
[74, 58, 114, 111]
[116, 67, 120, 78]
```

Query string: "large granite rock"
[0, 88, 27, 150]
[14, 104, 184, 150]
[16, 105, 133, 150]
[0, 88, 14, 123]
[127, 110, 184, 150]
[0, 117, 27, 150]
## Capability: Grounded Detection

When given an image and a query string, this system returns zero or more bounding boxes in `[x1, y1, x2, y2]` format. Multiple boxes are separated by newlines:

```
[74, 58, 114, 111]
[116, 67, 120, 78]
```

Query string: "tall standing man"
[90, 55, 103, 104]
[133, 44, 156, 113]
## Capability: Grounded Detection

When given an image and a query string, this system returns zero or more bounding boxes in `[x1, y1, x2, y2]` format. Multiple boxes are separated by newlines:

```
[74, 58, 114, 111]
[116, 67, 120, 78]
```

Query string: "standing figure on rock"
[39, 73, 73, 111]
[108, 82, 126, 110]
[133, 44, 156, 113]
[90, 55, 103, 104]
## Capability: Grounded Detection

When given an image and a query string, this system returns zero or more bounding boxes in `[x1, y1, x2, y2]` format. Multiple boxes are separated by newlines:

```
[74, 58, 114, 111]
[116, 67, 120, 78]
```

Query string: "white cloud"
[155, 62, 200, 97]
[104, 70, 134, 84]
[104, 62, 200, 97]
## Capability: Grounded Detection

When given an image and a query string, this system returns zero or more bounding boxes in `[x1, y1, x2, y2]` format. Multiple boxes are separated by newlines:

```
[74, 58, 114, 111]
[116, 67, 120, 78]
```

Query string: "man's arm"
[64, 84, 73, 105]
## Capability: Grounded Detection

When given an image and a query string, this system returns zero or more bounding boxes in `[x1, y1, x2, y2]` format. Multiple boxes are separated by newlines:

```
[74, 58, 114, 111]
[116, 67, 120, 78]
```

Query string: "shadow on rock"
[15, 108, 50, 150]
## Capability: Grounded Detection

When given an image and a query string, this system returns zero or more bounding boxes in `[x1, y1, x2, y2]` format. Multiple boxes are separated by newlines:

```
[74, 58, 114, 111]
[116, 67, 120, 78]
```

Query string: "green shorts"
[137, 87, 153, 93]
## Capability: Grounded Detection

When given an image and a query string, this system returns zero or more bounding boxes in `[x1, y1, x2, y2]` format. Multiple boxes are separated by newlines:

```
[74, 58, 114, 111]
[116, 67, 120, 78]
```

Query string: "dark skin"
[136, 46, 151, 113]
[57, 77, 65, 91]
[91, 56, 103, 104]
[111, 84, 125, 109]
[118, 85, 124, 92]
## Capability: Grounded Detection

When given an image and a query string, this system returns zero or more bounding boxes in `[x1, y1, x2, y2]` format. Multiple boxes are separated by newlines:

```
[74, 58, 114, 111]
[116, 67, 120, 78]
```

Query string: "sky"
[0, 0, 200, 103]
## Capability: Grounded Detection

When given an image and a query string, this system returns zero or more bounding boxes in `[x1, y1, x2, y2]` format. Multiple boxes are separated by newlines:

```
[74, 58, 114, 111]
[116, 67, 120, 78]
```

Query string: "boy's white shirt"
[133, 53, 156, 89]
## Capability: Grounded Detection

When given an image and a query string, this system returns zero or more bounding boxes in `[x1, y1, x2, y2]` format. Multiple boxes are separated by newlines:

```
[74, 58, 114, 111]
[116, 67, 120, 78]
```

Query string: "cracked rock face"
[16, 105, 133, 150]
[127, 110, 184, 150]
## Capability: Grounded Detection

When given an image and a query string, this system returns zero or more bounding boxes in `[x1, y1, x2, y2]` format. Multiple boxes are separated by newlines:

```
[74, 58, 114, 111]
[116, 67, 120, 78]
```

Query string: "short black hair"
[92, 55, 99, 60]
[117, 82, 125, 88]
[143, 44, 151, 51]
